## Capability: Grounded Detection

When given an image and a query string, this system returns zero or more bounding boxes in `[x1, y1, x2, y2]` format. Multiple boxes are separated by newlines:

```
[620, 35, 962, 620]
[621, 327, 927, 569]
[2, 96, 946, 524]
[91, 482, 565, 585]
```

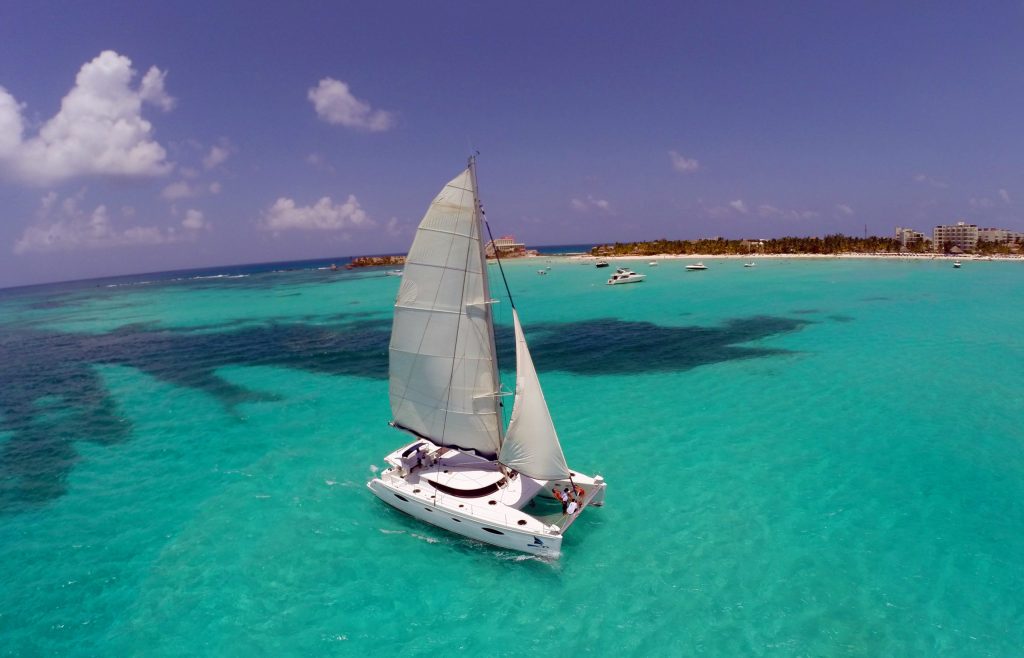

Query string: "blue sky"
[1, 2, 1022, 287]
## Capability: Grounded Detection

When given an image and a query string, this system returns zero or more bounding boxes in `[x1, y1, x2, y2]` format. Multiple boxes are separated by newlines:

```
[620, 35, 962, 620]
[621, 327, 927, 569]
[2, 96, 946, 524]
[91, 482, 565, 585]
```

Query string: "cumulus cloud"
[0, 50, 175, 185]
[182, 208, 206, 230]
[669, 150, 699, 173]
[161, 180, 199, 200]
[308, 78, 395, 132]
[913, 173, 947, 189]
[259, 194, 372, 231]
[162, 178, 221, 200]
[757, 204, 818, 220]
[13, 190, 199, 254]
[570, 195, 613, 214]
[729, 199, 748, 214]
[999, 188, 1011, 204]
[202, 143, 230, 170]
[835, 204, 854, 216]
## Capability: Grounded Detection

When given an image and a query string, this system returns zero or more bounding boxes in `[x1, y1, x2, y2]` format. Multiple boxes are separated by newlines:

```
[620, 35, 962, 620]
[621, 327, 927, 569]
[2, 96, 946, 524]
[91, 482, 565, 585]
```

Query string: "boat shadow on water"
[0, 313, 815, 513]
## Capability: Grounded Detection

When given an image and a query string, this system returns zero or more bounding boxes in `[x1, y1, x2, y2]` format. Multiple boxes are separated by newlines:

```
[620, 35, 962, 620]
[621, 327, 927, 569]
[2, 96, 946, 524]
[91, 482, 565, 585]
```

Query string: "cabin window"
[482, 528, 503, 535]
[488, 500, 497, 505]
[517, 520, 527, 526]
[393, 494, 409, 502]
[452, 518, 462, 523]
[424, 507, 433, 512]
[413, 488, 421, 494]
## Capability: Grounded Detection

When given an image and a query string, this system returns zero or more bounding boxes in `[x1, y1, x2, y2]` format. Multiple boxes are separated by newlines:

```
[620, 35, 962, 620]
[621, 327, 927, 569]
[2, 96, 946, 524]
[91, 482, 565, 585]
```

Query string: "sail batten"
[498, 309, 571, 481]
[388, 166, 502, 456]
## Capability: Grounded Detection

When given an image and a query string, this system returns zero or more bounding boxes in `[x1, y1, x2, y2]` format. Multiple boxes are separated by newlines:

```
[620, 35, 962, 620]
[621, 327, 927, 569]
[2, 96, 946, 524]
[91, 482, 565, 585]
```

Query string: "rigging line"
[483, 212, 516, 312]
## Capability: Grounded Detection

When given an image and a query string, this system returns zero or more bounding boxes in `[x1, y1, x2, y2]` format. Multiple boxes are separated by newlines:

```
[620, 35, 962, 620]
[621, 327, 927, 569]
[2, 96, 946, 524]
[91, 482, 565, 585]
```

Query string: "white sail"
[498, 308, 570, 480]
[389, 166, 503, 456]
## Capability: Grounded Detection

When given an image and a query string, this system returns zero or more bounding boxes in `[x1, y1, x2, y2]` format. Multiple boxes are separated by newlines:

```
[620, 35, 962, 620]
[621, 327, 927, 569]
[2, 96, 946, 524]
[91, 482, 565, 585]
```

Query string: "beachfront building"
[484, 235, 527, 258]
[895, 227, 929, 250]
[978, 227, 1024, 246]
[933, 221, 978, 253]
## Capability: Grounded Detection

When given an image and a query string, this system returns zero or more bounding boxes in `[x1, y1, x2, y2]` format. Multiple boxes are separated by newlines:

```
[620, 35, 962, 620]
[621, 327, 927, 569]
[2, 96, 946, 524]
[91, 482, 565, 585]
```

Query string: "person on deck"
[553, 487, 567, 513]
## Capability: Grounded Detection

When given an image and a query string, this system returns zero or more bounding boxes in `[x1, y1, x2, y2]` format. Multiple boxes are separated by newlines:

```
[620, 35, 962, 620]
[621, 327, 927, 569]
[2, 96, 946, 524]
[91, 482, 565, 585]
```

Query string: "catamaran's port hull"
[368, 477, 564, 556]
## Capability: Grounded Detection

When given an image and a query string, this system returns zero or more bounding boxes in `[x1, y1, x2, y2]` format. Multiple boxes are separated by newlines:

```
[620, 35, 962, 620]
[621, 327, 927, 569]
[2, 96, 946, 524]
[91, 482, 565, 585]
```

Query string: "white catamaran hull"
[368, 441, 605, 557]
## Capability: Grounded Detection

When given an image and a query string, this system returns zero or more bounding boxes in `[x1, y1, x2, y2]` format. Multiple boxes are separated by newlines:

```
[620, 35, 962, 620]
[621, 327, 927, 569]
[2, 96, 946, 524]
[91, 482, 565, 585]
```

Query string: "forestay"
[388, 167, 503, 457]
[498, 309, 571, 480]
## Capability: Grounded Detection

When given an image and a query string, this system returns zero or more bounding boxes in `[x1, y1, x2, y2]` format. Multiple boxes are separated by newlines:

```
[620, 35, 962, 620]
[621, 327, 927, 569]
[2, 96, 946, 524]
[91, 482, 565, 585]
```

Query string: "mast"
[469, 156, 505, 443]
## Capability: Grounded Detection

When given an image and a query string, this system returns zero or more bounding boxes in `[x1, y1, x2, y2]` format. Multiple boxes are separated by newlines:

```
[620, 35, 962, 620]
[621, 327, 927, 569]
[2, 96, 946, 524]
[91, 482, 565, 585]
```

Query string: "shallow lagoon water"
[1, 258, 1022, 655]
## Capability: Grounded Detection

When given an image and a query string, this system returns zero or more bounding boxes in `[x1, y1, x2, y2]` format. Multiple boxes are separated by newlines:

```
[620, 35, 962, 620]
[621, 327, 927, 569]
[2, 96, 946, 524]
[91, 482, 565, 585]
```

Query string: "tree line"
[590, 235, 902, 256]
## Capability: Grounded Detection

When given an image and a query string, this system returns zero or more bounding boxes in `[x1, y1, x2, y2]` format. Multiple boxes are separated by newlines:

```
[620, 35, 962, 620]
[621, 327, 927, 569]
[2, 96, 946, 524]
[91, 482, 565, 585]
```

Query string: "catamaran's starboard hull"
[367, 478, 564, 557]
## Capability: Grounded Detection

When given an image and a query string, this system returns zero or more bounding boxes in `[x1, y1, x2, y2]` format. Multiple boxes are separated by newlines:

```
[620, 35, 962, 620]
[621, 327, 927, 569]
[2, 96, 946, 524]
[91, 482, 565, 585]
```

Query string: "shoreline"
[561, 252, 1024, 262]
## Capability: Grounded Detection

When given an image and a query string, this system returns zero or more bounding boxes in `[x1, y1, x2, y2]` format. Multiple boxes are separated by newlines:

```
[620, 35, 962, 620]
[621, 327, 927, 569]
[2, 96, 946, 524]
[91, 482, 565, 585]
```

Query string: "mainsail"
[498, 309, 571, 481]
[388, 166, 503, 456]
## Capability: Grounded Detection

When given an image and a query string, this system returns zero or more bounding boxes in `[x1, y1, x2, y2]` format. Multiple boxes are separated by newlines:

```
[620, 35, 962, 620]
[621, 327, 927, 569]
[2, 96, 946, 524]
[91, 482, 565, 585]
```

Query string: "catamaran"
[367, 159, 606, 557]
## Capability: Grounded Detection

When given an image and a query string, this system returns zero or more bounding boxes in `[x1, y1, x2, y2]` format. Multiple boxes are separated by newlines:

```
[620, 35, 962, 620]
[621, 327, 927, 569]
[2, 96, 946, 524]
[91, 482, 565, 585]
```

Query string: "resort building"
[977, 227, 1024, 245]
[484, 235, 527, 258]
[933, 221, 978, 252]
[895, 227, 929, 250]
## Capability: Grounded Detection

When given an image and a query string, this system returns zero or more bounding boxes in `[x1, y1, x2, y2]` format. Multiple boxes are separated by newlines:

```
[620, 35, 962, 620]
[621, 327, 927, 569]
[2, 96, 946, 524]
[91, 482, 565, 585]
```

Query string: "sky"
[1, 1, 1023, 288]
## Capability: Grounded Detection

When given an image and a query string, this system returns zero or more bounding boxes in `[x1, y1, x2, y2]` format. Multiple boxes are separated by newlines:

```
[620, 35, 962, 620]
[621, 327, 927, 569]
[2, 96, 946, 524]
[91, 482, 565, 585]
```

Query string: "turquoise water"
[1, 258, 1022, 656]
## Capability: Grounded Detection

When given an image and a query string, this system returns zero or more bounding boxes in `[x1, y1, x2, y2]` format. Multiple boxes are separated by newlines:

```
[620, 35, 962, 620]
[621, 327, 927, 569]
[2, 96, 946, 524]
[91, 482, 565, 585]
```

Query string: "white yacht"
[686, 262, 708, 271]
[648, 261, 658, 267]
[595, 259, 610, 268]
[367, 159, 606, 558]
[743, 262, 756, 268]
[953, 260, 962, 268]
[606, 267, 646, 285]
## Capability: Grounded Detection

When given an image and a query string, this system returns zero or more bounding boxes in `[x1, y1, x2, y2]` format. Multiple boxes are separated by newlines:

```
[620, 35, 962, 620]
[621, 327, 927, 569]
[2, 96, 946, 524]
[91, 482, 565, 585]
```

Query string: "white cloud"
[202, 144, 230, 170]
[729, 199, 748, 214]
[182, 208, 206, 230]
[0, 51, 175, 185]
[161, 180, 198, 200]
[999, 188, 1011, 204]
[835, 203, 854, 216]
[308, 78, 395, 132]
[569, 195, 613, 214]
[668, 150, 699, 173]
[913, 173, 948, 189]
[208, 181, 221, 194]
[259, 194, 373, 231]
[13, 190, 196, 254]
[138, 66, 175, 111]
[386, 217, 402, 237]
[756, 204, 818, 221]
[306, 152, 336, 173]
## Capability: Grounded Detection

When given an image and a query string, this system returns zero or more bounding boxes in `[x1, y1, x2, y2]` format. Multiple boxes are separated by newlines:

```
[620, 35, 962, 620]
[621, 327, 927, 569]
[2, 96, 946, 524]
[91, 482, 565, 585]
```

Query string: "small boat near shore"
[607, 267, 646, 285]
[686, 262, 708, 271]
[743, 262, 756, 268]
[953, 260, 961, 268]
[595, 260, 610, 268]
